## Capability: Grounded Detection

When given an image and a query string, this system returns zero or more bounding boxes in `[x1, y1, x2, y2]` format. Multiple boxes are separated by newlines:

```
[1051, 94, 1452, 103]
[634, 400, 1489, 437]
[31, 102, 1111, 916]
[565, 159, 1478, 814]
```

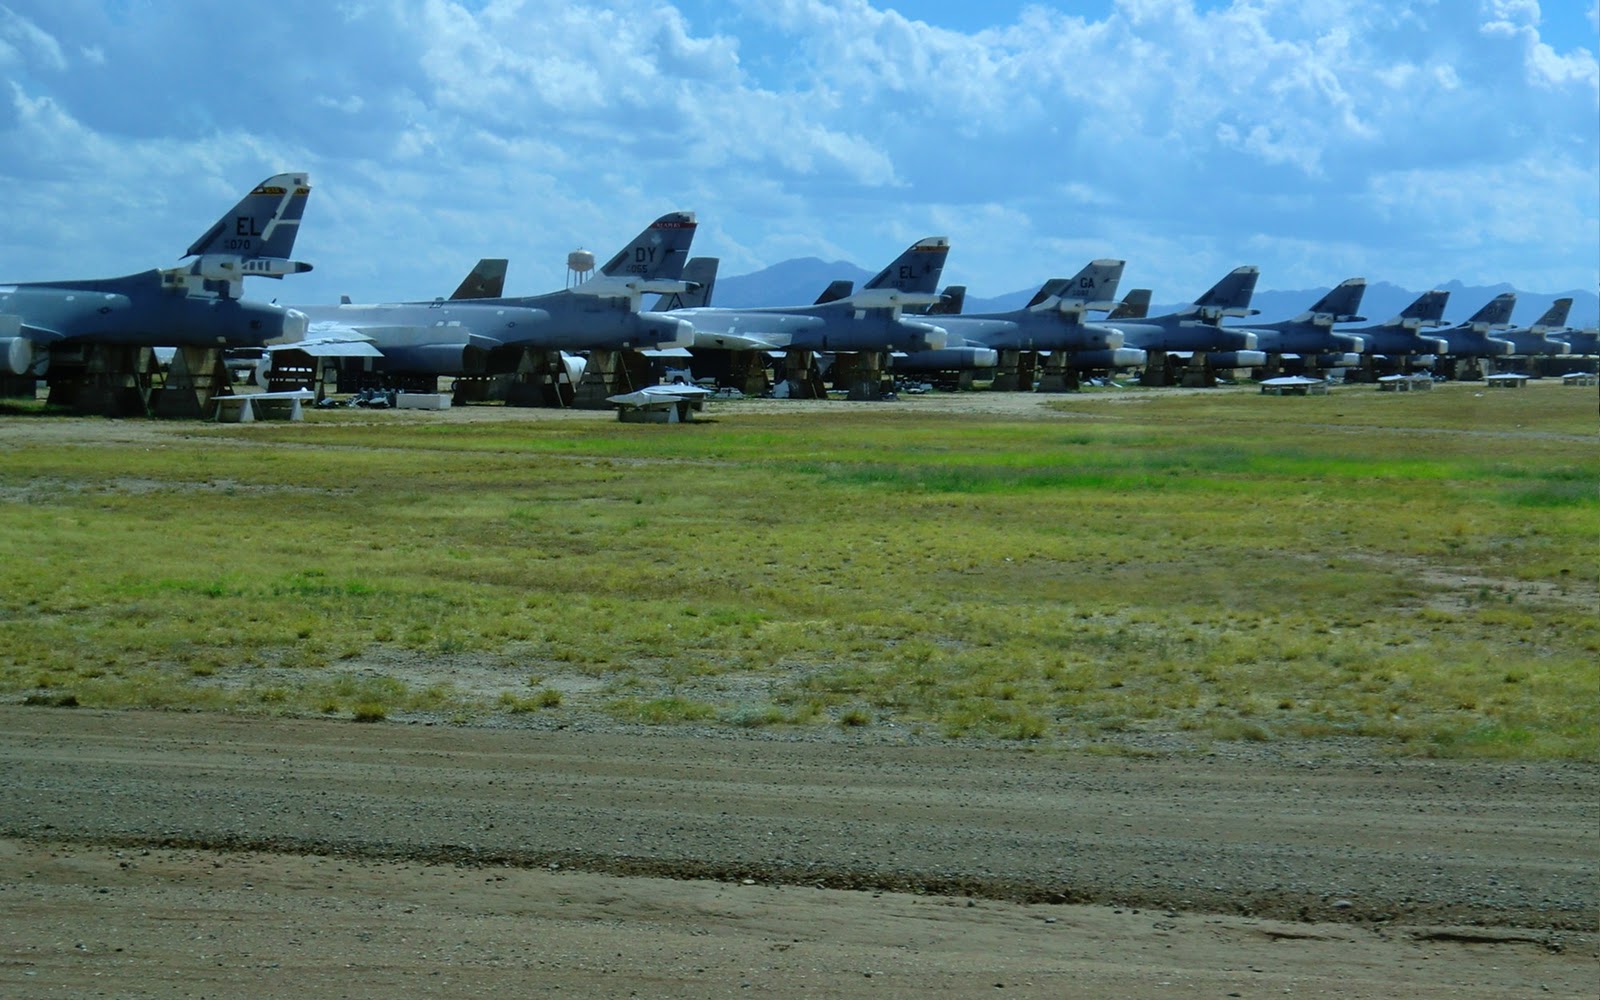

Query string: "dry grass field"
[1, 380, 1595, 758]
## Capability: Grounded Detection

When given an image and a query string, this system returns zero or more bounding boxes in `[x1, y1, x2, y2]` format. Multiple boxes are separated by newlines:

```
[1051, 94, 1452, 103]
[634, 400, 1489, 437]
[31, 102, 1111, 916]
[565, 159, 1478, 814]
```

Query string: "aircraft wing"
[691, 328, 789, 351]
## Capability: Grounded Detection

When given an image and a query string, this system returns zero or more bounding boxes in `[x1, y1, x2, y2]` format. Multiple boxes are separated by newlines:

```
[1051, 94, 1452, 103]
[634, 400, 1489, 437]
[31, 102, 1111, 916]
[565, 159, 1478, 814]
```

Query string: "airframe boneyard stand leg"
[780, 350, 827, 399]
[0, 375, 37, 399]
[727, 350, 771, 397]
[503, 349, 575, 407]
[1179, 354, 1218, 387]
[1137, 350, 1176, 387]
[1034, 354, 1081, 392]
[835, 352, 890, 400]
[990, 350, 1037, 391]
[151, 346, 230, 419]
[572, 349, 652, 409]
[46, 345, 158, 416]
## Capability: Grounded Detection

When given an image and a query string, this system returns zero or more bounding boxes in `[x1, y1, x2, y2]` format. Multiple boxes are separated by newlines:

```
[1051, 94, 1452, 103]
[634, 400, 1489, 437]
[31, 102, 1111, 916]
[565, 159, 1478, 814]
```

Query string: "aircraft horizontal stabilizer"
[845, 289, 944, 310]
[162, 255, 314, 299]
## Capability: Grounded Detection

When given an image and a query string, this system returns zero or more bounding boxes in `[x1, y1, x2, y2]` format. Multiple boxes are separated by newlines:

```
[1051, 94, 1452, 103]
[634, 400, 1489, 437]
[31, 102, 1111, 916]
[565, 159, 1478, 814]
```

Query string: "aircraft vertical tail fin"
[653, 257, 719, 310]
[1302, 278, 1367, 324]
[1052, 259, 1124, 315]
[1388, 289, 1449, 328]
[598, 211, 697, 282]
[170, 172, 314, 298]
[1529, 297, 1573, 332]
[1025, 278, 1071, 309]
[450, 259, 509, 300]
[1466, 292, 1517, 329]
[1107, 288, 1152, 320]
[927, 285, 966, 315]
[861, 237, 949, 295]
[814, 279, 856, 305]
[1188, 266, 1260, 320]
[184, 172, 313, 261]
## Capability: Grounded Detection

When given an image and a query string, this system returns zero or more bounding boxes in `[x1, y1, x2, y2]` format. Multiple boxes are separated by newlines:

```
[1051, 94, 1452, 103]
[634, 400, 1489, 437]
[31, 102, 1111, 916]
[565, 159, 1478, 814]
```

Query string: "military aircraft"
[264, 212, 700, 381]
[1106, 288, 1152, 320]
[1231, 278, 1368, 367]
[651, 256, 719, 312]
[1335, 289, 1450, 371]
[2, 172, 313, 379]
[448, 259, 510, 301]
[1435, 293, 1517, 358]
[671, 237, 953, 354]
[1497, 298, 1574, 357]
[891, 260, 1136, 374]
[1562, 326, 1600, 357]
[1102, 267, 1267, 380]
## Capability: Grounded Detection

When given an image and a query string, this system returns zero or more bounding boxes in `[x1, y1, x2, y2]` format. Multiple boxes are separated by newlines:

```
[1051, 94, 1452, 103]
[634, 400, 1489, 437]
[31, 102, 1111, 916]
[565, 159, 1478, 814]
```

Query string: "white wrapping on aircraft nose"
[281, 308, 309, 343]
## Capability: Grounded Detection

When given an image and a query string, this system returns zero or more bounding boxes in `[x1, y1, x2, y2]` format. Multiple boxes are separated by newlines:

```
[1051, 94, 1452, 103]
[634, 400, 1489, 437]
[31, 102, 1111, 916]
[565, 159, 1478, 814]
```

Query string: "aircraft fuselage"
[3, 270, 307, 348]
[296, 291, 691, 375]
[1110, 317, 1257, 353]
[675, 302, 945, 353]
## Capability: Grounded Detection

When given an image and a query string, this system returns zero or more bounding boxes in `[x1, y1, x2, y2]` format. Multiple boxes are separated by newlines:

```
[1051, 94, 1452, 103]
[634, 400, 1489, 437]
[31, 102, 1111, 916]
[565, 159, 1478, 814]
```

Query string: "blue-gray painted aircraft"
[1105, 267, 1268, 375]
[2, 172, 313, 378]
[892, 259, 1138, 373]
[1335, 289, 1450, 363]
[1497, 298, 1574, 357]
[1231, 278, 1368, 368]
[672, 237, 954, 354]
[1435, 293, 1517, 358]
[266, 213, 701, 380]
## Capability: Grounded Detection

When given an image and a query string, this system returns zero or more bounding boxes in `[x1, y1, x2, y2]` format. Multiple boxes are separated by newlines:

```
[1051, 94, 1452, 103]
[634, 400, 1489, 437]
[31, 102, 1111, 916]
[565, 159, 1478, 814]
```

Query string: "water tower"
[566, 248, 595, 289]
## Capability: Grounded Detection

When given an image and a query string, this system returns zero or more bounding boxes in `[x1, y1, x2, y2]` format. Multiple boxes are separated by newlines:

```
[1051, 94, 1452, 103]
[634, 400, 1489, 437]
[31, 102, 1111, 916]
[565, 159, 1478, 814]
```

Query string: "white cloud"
[0, 5, 65, 71]
[0, 0, 1594, 306]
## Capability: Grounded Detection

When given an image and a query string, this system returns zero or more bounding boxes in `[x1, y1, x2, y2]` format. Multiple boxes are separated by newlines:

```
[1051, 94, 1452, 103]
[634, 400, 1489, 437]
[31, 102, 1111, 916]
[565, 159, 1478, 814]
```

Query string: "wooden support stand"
[990, 350, 1037, 391]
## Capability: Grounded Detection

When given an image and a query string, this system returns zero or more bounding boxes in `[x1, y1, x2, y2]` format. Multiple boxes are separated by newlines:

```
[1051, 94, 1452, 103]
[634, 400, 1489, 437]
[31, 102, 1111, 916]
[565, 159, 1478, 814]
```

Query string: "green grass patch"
[1, 383, 1595, 758]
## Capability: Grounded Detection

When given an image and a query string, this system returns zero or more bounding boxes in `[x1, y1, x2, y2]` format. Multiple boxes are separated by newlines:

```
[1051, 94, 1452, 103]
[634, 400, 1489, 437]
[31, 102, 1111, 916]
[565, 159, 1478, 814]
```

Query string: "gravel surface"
[0, 707, 1594, 997]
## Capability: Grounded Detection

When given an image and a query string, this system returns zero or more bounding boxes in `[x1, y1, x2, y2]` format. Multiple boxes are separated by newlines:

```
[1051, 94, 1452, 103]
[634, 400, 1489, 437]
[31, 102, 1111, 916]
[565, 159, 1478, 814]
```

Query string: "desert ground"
[0, 706, 1594, 998]
[1, 385, 1596, 997]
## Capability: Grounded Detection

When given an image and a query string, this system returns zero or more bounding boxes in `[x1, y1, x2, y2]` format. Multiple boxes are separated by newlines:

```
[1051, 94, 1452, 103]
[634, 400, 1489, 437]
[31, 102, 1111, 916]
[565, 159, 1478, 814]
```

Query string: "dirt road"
[0, 707, 1594, 997]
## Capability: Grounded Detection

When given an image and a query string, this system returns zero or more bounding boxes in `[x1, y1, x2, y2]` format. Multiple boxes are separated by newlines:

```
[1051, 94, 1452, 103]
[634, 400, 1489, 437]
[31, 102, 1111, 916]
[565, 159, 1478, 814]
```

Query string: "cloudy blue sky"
[1, 0, 1595, 309]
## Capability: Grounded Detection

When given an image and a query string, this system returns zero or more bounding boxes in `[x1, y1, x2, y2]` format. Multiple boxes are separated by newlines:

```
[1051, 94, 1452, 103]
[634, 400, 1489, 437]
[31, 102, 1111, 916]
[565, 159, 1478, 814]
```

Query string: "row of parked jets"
[3, 172, 1595, 404]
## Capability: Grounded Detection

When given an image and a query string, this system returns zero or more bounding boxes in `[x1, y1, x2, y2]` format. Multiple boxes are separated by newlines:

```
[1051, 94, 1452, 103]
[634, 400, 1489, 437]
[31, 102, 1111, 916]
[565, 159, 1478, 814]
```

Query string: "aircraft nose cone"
[280, 308, 309, 345]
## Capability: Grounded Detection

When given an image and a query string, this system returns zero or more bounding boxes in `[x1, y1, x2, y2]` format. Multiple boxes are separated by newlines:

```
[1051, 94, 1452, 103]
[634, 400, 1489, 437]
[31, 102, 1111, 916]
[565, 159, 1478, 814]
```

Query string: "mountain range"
[710, 259, 1599, 329]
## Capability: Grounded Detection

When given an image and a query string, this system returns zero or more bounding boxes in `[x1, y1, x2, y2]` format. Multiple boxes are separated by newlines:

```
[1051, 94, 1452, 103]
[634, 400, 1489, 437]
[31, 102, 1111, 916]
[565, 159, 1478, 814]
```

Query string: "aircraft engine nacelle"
[890, 347, 999, 372]
[1069, 348, 1147, 370]
[1071, 325, 1124, 351]
[2, 335, 47, 376]
[1213, 329, 1258, 351]
[636, 313, 695, 351]
[387, 343, 476, 374]
[1206, 351, 1268, 369]
[1314, 352, 1362, 368]
[894, 320, 948, 352]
